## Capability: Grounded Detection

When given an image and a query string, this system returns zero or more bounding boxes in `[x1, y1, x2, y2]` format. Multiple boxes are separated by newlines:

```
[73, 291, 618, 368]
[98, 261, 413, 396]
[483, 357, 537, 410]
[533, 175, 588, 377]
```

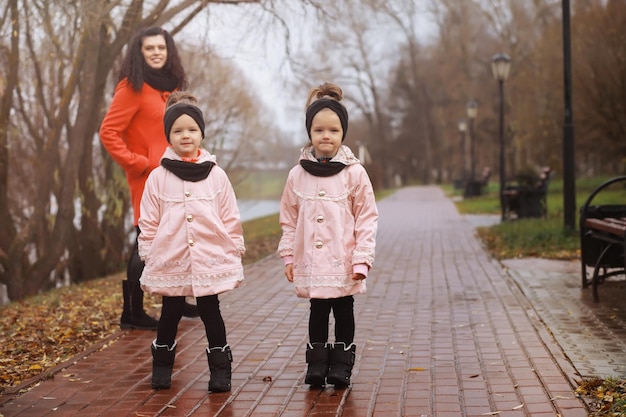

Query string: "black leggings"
[156, 295, 227, 348]
[309, 296, 355, 345]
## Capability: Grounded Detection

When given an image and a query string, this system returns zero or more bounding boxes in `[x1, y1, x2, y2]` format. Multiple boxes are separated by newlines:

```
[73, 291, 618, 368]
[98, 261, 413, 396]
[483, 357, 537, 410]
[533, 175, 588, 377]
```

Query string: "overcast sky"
[180, 3, 438, 139]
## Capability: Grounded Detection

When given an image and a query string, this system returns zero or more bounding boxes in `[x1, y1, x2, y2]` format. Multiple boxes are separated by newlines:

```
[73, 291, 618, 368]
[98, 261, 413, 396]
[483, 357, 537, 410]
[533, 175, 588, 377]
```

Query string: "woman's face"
[141, 35, 167, 70]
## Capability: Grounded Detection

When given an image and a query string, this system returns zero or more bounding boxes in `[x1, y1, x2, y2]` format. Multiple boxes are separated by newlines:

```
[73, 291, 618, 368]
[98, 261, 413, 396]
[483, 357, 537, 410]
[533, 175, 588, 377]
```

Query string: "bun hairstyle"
[305, 82, 344, 108]
[163, 91, 205, 142]
[166, 91, 198, 108]
[305, 82, 349, 142]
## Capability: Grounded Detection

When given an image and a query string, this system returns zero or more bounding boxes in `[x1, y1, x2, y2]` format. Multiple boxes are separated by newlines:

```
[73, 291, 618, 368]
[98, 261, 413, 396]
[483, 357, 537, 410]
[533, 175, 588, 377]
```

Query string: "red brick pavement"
[0, 186, 589, 416]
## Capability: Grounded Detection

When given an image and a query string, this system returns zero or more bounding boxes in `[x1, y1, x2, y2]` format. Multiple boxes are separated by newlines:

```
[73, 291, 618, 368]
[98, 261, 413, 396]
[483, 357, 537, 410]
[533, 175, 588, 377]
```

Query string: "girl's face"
[141, 35, 167, 70]
[310, 108, 343, 158]
[169, 114, 203, 158]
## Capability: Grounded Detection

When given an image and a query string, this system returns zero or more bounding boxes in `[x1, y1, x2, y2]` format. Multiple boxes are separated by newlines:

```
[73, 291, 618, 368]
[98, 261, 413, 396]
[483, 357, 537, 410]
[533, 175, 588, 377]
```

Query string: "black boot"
[206, 345, 233, 392]
[305, 343, 329, 386]
[151, 340, 176, 389]
[327, 342, 356, 387]
[120, 281, 158, 330]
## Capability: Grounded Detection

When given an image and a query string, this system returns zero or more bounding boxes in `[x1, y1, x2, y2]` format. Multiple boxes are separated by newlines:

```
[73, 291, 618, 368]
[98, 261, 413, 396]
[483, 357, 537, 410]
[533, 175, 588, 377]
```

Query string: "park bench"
[464, 167, 492, 197]
[503, 167, 552, 220]
[579, 175, 626, 302]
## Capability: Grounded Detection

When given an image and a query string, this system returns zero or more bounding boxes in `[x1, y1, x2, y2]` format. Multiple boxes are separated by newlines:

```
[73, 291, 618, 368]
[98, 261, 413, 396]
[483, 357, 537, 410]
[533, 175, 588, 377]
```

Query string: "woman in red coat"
[100, 26, 187, 330]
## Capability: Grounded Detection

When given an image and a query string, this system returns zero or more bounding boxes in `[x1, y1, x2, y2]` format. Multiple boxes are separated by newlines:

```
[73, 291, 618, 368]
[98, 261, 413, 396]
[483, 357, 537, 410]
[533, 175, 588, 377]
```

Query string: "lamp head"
[491, 53, 511, 81]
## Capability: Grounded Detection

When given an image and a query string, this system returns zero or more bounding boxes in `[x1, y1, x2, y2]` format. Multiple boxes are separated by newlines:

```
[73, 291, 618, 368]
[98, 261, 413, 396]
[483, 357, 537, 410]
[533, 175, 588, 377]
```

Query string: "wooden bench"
[579, 175, 626, 302]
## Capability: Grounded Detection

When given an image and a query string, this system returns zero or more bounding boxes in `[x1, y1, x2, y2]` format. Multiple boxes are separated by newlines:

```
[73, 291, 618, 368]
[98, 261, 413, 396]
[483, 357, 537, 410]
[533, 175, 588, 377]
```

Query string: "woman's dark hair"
[118, 26, 187, 92]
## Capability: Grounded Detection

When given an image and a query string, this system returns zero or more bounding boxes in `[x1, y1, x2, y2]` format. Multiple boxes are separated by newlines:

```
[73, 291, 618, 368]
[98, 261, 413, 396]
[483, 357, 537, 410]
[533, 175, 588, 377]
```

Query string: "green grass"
[233, 169, 288, 200]
[477, 217, 580, 260]
[448, 176, 626, 260]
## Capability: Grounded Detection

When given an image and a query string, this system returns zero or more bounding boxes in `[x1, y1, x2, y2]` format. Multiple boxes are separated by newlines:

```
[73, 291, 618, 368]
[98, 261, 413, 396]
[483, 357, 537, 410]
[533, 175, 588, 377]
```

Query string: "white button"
[185, 191, 191, 197]
[188, 239, 194, 246]
[315, 241, 323, 249]
[316, 215, 324, 223]
[186, 214, 193, 222]
[318, 190, 326, 197]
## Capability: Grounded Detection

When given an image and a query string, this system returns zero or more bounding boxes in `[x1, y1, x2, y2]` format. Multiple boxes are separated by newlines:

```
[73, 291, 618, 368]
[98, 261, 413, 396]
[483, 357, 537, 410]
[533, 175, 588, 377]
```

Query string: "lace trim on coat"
[141, 270, 244, 288]
[353, 249, 375, 268]
[293, 274, 358, 288]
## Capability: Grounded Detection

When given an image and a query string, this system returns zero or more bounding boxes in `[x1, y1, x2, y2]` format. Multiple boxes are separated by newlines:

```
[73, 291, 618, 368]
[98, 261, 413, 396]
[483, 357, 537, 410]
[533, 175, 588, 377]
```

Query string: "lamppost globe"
[466, 100, 478, 120]
[491, 53, 511, 82]
[458, 120, 466, 133]
[491, 53, 511, 221]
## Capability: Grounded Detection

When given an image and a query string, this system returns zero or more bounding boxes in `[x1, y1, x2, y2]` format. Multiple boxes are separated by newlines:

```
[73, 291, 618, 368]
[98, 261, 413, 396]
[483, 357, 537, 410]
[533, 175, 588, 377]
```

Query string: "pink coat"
[138, 147, 245, 297]
[278, 145, 378, 299]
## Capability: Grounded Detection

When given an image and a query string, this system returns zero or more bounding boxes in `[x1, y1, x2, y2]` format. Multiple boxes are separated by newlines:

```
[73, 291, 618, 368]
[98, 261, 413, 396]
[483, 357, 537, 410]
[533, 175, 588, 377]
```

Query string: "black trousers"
[156, 295, 227, 348]
[126, 227, 143, 283]
[309, 296, 355, 345]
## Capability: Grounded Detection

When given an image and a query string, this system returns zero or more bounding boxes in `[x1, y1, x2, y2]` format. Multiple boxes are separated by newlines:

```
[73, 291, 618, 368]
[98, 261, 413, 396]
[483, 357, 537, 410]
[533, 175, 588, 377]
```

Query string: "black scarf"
[144, 68, 178, 92]
[300, 159, 346, 177]
[161, 159, 215, 182]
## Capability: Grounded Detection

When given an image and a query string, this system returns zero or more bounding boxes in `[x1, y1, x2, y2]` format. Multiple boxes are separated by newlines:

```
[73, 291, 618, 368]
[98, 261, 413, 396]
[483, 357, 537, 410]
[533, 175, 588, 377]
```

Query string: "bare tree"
[2, 0, 625, 302]
[0, 0, 262, 301]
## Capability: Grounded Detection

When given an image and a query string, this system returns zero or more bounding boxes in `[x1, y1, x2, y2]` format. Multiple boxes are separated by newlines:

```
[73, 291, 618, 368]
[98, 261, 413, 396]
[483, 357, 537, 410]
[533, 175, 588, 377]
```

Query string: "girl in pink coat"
[278, 82, 378, 387]
[138, 92, 244, 393]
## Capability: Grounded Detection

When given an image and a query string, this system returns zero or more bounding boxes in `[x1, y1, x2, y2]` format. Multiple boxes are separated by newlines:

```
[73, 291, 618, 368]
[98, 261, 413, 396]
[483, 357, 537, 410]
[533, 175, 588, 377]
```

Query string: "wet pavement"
[502, 257, 626, 379]
[466, 215, 626, 379]
[2, 186, 622, 416]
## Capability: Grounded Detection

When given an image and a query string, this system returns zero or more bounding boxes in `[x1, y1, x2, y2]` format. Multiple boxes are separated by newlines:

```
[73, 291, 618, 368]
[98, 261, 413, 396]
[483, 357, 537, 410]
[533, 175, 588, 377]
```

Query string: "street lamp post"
[491, 53, 511, 221]
[562, 0, 576, 230]
[465, 100, 478, 196]
[458, 119, 467, 190]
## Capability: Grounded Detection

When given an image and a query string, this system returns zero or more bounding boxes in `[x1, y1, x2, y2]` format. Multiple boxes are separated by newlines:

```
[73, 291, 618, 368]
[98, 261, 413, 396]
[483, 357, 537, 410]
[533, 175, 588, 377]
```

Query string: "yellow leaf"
[29, 364, 42, 370]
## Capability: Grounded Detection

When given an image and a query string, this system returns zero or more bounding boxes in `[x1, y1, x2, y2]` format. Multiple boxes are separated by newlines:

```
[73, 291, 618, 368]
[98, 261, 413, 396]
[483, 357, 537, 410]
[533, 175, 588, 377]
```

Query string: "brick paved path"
[0, 186, 589, 416]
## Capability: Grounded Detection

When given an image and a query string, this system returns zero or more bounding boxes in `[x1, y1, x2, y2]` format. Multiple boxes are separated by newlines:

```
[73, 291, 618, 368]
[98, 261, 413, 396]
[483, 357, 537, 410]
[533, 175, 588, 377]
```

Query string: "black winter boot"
[151, 340, 177, 389]
[120, 281, 158, 330]
[327, 342, 356, 387]
[305, 343, 329, 386]
[206, 345, 233, 392]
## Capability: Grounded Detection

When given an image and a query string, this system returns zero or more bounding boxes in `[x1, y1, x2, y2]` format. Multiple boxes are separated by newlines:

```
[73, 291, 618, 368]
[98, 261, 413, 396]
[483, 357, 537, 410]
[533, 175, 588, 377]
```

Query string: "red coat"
[99, 79, 172, 225]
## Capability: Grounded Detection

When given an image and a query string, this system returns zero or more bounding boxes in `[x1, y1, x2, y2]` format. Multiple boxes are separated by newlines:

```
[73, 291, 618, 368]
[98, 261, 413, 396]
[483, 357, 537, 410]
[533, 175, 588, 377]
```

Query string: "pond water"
[238, 199, 280, 222]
